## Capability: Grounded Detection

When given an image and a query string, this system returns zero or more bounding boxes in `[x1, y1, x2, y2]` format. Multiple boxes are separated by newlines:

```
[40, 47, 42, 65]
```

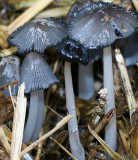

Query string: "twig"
[10, 83, 27, 160]
[0, 47, 17, 58]
[0, 80, 18, 91]
[131, 0, 138, 11]
[35, 6, 70, 19]
[88, 109, 115, 143]
[88, 125, 126, 160]
[50, 137, 78, 160]
[115, 49, 138, 123]
[7, 0, 54, 34]
[47, 105, 63, 119]
[19, 115, 74, 158]
[117, 120, 130, 153]
[0, 126, 11, 154]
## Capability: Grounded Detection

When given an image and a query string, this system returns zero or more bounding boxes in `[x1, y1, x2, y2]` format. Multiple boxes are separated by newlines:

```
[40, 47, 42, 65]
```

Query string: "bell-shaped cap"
[20, 52, 59, 93]
[121, 30, 138, 66]
[68, 1, 138, 49]
[0, 55, 20, 97]
[8, 18, 67, 54]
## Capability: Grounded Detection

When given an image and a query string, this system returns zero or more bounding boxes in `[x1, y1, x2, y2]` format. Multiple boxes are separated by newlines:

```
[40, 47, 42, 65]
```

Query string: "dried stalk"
[131, 0, 138, 11]
[10, 83, 27, 160]
[0, 47, 17, 58]
[115, 49, 138, 122]
[0, 80, 18, 91]
[36, 6, 70, 19]
[117, 120, 130, 153]
[50, 137, 78, 160]
[7, 0, 54, 34]
[19, 115, 74, 158]
[88, 125, 126, 160]
[0, 126, 11, 154]
[88, 109, 115, 143]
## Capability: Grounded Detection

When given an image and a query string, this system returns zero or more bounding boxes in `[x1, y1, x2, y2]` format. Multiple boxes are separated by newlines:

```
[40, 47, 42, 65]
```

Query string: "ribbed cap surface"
[8, 18, 67, 54]
[68, 1, 138, 49]
[20, 52, 59, 93]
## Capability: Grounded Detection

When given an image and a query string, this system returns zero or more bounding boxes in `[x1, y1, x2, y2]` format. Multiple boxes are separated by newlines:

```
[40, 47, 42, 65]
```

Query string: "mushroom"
[20, 52, 59, 144]
[119, 29, 138, 66]
[0, 55, 20, 97]
[67, 0, 95, 100]
[7, 17, 67, 144]
[8, 17, 67, 54]
[67, 1, 138, 153]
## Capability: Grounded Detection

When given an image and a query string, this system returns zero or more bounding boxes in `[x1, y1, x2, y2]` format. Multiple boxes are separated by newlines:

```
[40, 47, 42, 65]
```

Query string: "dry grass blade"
[50, 137, 78, 160]
[0, 47, 17, 58]
[19, 115, 74, 158]
[115, 49, 138, 123]
[0, 126, 11, 154]
[35, 6, 70, 19]
[10, 83, 27, 160]
[7, 0, 54, 34]
[131, 0, 138, 11]
[88, 125, 126, 160]
[117, 120, 130, 153]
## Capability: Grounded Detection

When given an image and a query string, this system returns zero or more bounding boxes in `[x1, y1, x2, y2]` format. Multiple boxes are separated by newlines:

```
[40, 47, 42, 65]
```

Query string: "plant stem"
[64, 62, 85, 160]
[31, 90, 44, 142]
[78, 63, 94, 99]
[23, 89, 44, 144]
[103, 47, 117, 153]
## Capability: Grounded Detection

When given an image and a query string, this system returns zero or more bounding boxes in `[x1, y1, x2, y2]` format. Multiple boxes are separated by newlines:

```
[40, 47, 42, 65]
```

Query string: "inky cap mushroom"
[0, 55, 20, 97]
[68, 1, 138, 49]
[8, 18, 67, 54]
[120, 29, 138, 66]
[20, 52, 59, 93]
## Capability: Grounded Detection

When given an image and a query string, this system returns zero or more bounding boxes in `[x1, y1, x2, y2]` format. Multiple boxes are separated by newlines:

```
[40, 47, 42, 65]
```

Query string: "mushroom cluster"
[7, 0, 138, 159]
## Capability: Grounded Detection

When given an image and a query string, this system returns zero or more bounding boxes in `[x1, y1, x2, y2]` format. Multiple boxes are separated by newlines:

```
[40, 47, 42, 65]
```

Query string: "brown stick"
[0, 80, 18, 92]
[88, 109, 115, 143]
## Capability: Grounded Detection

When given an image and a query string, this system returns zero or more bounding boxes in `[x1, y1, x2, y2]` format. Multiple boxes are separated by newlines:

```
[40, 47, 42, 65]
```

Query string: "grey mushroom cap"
[120, 30, 138, 66]
[20, 52, 59, 93]
[0, 55, 20, 97]
[68, 1, 138, 49]
[66, 0, 91, 22]
[8, 17, 67, 54]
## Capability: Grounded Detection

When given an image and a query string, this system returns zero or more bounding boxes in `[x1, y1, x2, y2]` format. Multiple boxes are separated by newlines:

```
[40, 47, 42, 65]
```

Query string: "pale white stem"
[78, 63, 94, 99]
[23, 89, 44, 144]
[64, 62, 85, 160]
[103, 47, 117, 153]
[31, 90, 44, 142]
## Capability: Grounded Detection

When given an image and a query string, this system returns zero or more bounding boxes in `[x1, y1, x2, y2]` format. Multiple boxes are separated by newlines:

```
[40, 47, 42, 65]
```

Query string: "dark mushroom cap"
[56, 37, 103, 64]
[0, 55, 20, 97]
[120, 30, 138, 66]
[20, 52, 59, 93]
[66, 0, 91, 22]
[68, 1, 138, 49]
[8, 17, 67, 54]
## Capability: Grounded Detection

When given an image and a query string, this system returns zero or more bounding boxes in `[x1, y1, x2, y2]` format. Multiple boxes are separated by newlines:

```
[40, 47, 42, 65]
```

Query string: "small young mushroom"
[8, 17, 67, 144]
[68, 1, 138, 153]
[0, 55, 20, 97]
[20, 52, 59, 144]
